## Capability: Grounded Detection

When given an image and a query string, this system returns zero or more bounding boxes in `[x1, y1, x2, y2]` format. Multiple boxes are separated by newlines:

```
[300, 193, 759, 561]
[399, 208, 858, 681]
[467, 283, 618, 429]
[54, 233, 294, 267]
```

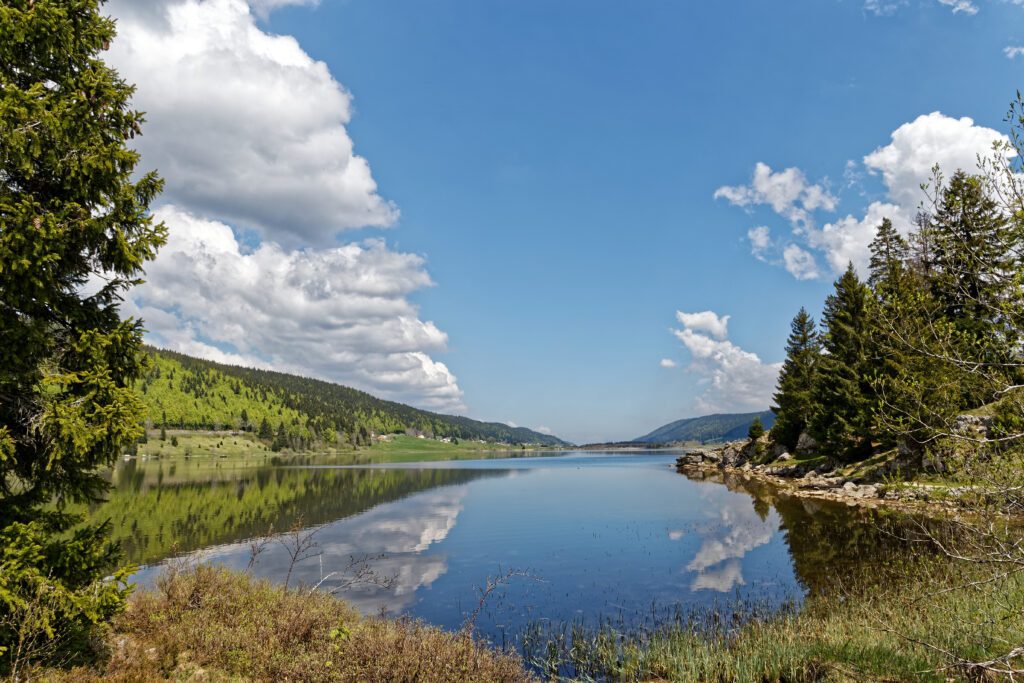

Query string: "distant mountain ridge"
[633, 411, 775, 445]
[139, 347, 570, 447]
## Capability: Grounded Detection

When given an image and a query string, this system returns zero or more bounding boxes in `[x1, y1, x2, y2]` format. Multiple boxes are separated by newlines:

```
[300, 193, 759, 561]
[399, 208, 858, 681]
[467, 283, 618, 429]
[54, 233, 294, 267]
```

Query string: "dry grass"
[35, 565, 533, 682]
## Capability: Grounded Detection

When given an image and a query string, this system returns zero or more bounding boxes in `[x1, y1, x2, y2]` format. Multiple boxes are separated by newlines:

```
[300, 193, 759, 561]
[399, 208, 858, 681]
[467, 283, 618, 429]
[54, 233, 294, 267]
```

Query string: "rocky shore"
[674, 431, 984, 514]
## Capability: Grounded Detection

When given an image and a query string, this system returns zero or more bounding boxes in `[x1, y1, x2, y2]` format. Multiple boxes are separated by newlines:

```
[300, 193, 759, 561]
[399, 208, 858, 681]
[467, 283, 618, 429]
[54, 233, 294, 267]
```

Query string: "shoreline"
[674, 442, 983, 518]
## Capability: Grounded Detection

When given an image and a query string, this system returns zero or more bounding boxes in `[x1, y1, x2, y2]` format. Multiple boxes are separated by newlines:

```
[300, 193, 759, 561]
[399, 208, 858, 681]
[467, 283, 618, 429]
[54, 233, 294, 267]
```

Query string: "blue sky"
[107, 0, 1024, 443]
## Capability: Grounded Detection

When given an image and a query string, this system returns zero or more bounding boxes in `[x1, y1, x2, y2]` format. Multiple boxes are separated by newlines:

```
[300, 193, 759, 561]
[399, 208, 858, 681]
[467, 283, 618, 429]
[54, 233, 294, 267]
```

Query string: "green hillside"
[137, 348, 569, 448]
[633, 410, 775, 445]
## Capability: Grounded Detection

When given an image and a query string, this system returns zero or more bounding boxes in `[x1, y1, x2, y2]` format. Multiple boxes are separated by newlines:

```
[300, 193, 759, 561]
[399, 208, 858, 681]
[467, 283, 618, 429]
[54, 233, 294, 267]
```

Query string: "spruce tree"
[867, 218, 922, 448]
[929, 171, 1017, 345]
[0, 0, 165, 666]
[747, 416, 765, 441]
[868, 218, 909, 295]
[810, 264, 875, 461]
[272, 423, 287, 452]
[771, 308, 820, 451]
[928, 171, 1020, 407]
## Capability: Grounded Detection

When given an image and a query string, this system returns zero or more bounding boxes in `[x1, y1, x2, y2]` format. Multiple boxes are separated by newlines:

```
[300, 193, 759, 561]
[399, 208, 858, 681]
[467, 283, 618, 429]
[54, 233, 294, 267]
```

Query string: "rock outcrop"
[673, 413, 994, 513]
[795, 432, 817, 456]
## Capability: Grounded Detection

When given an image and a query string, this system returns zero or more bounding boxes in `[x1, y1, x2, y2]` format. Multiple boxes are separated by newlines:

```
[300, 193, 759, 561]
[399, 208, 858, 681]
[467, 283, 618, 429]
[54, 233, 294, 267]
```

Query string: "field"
[129, 432, 558, 466]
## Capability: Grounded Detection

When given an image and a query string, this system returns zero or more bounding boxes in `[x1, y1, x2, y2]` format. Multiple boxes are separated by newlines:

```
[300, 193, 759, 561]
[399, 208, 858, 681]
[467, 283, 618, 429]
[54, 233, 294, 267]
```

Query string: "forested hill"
[633, 411, 775, 445]
[137, 348, 570, 447]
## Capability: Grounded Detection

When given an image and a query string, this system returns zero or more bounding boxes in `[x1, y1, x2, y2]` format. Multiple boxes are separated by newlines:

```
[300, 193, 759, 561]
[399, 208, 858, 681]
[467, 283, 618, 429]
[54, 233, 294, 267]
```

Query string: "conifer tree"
[865, 218, 954, 449]
[272, 422, 288, 452]
[0, 0, 165, 665]
[747, 416, 765, 441]
[929, 171, 1017, 345]
[928, 171, 1020, 407]
[771, 308, 820, 450]
[810, 264, 875, 460]
[868, 218, 910, 295]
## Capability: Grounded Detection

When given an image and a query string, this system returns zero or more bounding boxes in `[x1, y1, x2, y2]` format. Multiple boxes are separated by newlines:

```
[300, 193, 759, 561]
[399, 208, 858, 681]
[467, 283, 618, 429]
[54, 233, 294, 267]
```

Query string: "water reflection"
[690, 559, 746, 592]
[166, 484, 473, 614]
[685, 485, 777, 592]
[88, 456, 502, 566]
[88, 451, 933, 648]
[703, 469, 936, 595]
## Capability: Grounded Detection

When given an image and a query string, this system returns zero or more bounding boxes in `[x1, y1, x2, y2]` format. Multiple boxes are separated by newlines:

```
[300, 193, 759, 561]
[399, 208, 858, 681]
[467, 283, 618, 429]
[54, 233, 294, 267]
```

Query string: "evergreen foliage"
[747, 416, 764, 441]
[810, 265, 875, 461]
[867, 218, 910, 295]
[770, 308, 820, 450]
[138, 348, 569, 447]
[928, 171, 1016, 342]
[0, 0, 165, 670]
[770, 98, 1024, 460]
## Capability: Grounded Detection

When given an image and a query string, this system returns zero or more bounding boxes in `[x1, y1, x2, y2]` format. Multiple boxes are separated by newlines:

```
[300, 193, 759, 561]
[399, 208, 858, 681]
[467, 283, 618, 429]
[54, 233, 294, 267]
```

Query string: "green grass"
[135, 430, 276, 459]
[129, 432, 547, 466]
[526, 560, 1024, 681]
[364, 434, 555, 463]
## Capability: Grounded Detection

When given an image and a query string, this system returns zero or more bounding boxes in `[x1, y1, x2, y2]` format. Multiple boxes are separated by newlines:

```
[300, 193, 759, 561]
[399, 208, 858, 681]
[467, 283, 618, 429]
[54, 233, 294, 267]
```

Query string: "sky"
[103, 0, 1024, 444]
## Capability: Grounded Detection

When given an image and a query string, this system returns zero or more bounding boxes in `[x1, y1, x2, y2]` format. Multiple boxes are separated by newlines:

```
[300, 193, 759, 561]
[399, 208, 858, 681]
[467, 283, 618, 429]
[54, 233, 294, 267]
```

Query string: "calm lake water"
[90, 450, 901, 646]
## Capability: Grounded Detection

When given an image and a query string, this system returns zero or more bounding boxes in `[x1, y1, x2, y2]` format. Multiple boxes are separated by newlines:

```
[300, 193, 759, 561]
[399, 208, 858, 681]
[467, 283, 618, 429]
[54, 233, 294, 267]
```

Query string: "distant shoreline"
[578, 441, 707, 451]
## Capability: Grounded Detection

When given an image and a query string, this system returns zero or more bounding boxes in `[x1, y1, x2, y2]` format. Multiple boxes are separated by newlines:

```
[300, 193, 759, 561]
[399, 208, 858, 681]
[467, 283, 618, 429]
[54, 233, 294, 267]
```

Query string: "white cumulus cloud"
[103, 0, 467, 412]
[671, 312, 781, 413]
[862, 112, 1008, 209]
[659, 358, 678, 369]
[747, 226, 772, 261]
[782, 244, 820, 280]
[815, 201, 908, 274]
[107, 0, 398, 247]
[720, 112, 1010, 280]
[675, 310, 731, 340]
[714, 162, 836, 230]
[128, 206, 465, 412]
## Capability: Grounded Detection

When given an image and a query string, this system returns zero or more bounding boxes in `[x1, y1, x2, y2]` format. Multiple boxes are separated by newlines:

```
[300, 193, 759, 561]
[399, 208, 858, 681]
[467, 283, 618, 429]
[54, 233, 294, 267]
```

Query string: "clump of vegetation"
[38, 566, 532, 682]
[525, 559, 1024, 681]
[747, 416, 765, 441]
[0, 0, 166, 675]
[769, 105, 1024, 467]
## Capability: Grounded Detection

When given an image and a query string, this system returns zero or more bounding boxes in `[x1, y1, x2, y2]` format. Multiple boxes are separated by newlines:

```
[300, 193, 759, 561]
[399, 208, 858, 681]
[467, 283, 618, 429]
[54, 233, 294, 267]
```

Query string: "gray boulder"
[719, 441, 748, 468]
[676, 449, 719, 467]
[795, 432, 818, 455]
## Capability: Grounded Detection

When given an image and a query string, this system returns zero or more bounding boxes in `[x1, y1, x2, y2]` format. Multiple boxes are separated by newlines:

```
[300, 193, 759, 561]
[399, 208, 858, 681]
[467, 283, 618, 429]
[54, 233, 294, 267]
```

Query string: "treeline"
[771, 104, 1024, 463]
[139, 348, 568, 448]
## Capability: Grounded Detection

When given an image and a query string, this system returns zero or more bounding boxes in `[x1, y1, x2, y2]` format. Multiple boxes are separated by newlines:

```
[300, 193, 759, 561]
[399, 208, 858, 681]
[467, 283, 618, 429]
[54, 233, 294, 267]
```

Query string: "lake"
[90, 450, 904, 648]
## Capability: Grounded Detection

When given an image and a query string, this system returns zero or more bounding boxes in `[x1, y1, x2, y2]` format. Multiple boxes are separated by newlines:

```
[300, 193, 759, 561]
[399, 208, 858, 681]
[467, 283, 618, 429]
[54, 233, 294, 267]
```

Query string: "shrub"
[748, 417, 765, 441]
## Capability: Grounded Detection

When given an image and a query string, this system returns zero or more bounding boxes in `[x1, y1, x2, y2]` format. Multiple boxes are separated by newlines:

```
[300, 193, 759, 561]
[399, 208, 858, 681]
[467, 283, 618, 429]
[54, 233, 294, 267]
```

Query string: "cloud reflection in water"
[668, 486, 778, 592]
[226, 485, 469, 613]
